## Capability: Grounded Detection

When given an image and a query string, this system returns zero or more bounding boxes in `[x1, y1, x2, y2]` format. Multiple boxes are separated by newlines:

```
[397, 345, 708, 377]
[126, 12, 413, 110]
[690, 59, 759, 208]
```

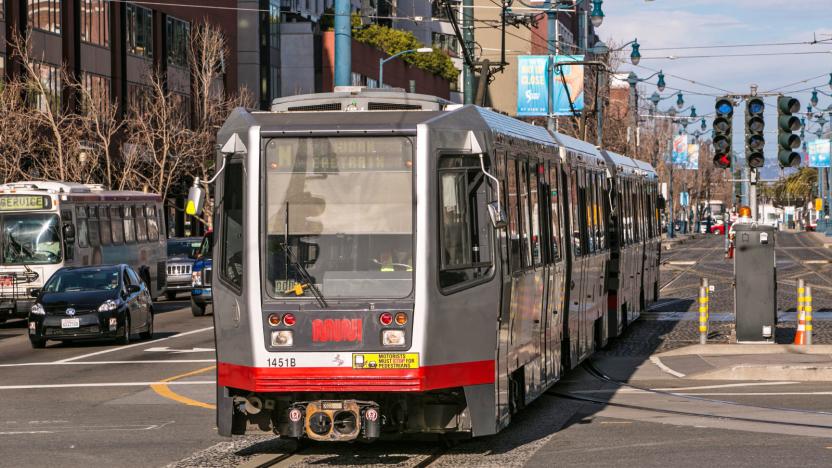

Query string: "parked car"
[165, 237, 202, 300]
[27, 264, 154, 348]
[190, 231, 213, 317]
[710, 221, 731, 235]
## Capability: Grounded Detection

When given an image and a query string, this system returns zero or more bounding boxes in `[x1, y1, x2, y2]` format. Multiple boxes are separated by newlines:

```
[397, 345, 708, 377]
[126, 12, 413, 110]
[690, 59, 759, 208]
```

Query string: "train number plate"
[266, 357, 297, 368]
[352, 353, 419, 369]
[61, 318, 80, 329]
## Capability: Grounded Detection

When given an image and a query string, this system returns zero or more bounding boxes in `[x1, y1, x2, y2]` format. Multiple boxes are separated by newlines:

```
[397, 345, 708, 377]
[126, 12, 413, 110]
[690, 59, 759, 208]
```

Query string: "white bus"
[0, 181, 166, 322]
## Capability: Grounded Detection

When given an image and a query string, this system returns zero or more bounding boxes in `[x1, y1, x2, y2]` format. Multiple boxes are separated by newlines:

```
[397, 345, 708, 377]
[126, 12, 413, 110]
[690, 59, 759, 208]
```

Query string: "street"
[1, 230, 832, 467]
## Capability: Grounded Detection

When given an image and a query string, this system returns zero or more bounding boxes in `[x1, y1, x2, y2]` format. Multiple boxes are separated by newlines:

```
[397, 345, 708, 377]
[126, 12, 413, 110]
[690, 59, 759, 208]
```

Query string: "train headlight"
[271, 330, 293, 347]
[192, 270, 203, 287]
[382, 330, 405, 346]
[30, 303, 45, 315]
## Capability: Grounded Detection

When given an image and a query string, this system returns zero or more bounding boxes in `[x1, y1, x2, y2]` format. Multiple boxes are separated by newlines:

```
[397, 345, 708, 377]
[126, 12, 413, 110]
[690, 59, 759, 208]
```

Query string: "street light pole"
[378, 48, 433, 89]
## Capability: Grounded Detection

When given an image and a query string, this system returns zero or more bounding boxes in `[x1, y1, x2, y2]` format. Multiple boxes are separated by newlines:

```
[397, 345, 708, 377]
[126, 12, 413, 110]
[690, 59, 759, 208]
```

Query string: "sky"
[600, 0, 832, 177]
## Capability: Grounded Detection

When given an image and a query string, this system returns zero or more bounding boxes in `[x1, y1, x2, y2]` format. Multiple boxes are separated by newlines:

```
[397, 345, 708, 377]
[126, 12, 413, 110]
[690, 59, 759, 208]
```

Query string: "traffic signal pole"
[462, 0, 475, 104]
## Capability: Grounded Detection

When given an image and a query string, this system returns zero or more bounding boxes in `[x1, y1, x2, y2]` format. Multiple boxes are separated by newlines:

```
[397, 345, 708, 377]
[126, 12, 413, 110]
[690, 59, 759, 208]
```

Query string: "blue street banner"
[671, 134, 688, 167]
[680, 191, 690, 207]
[517, 55, 549, 116]
[686, 143, 700, 170]
[552, 55, 585, 116]
[807, 139, 831, 168]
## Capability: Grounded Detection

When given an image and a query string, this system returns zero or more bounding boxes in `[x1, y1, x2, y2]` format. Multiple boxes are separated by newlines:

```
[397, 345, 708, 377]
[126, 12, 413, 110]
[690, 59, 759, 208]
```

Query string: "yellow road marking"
[150, 365, 217, 410]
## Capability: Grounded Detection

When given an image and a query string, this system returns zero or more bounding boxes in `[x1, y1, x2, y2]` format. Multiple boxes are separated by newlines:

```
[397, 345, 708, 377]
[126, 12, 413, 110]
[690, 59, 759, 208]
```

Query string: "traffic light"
[712, 96, 733, 168]
[777, 96, 802, 167]
[745, 97, 765, 168]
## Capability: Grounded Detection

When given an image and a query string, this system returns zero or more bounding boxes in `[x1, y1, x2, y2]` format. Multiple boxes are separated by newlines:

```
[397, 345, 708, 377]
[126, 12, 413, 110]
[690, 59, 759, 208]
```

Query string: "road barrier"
[794, 279, 807, 345]
[805, 285, 813, 346]
[699, 277, 709, 345]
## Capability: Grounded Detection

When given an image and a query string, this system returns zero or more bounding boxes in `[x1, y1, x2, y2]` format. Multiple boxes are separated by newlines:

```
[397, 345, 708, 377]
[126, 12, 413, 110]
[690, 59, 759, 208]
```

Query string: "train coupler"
[290, 400, 381, 442]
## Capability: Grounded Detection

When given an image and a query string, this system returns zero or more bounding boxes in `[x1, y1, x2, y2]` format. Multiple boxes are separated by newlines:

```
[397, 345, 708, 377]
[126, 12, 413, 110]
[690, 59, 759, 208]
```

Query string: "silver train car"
[204, 88, 661, 442]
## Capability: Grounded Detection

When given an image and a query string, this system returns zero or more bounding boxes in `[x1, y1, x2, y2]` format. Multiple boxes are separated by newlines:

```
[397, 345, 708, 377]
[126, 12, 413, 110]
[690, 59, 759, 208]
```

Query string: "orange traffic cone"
[794, 281, 806, 345]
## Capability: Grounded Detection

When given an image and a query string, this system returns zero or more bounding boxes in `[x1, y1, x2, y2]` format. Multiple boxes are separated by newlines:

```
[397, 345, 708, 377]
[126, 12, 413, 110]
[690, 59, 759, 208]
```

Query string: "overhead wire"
[641, 38, 832, 51]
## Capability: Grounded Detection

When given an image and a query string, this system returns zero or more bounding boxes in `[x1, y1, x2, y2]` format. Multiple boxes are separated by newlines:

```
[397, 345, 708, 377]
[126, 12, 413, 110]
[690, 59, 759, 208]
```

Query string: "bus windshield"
[1, 214, 62, 265]
[264, 136, 413, 299]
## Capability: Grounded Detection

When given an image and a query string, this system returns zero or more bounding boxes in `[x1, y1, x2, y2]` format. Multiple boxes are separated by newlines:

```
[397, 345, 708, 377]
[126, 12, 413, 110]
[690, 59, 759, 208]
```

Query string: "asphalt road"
[3, 231, 832, 467]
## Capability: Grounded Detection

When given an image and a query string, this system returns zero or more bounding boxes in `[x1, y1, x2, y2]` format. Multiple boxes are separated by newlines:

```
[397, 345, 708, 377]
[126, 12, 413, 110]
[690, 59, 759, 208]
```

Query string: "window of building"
[350, 72, 363, 86]
[81, 73, 111, 114]
[81, 0, 109, 46]
[269, 1, 280, 49]
[171, 93, 192, 127]
[220, 161, 244, 290]
[126, 4, 153, 58]
[438, 155, 493, 289]
[28, 0, 61, 34]
[432, 33, 458, 57]
[269, 65, 279, 101]
[166, 17, 190, 68]
[33, 62, 61, 113]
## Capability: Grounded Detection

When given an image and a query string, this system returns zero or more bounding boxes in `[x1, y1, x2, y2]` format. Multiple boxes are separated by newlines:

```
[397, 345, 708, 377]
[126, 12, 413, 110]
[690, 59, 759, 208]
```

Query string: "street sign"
[816, 198, 824, 212]
[671, 134, 688, 167]
[516, 56, 549, 116]
[807, 139, 831, 168]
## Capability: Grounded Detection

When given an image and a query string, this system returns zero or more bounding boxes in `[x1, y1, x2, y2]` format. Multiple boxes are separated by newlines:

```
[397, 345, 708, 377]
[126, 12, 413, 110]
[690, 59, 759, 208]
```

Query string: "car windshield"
[264, 136, 414, 299]
[1, 214, 62, 265]
[168, 239, 200, 257]
[43, 268, 120, 293]
[198, 233, 213, 259]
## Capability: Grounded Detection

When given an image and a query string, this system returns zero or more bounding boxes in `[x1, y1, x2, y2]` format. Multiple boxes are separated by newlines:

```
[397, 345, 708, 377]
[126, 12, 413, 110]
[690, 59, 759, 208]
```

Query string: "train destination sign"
[0, 195, 51, 211]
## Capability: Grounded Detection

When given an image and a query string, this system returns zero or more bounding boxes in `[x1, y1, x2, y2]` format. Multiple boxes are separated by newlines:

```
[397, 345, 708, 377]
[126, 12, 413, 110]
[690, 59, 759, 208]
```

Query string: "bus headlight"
[271, 330, 293, 347]
[192, 270, 203, 287]
[98, 299, 119, 312]
[30, 303, 45, 315]
[382, 330, 405, 346]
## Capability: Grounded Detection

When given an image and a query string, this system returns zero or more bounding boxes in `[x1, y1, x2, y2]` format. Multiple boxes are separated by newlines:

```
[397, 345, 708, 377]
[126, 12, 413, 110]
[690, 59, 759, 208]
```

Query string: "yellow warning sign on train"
[352, 353, 419, 369]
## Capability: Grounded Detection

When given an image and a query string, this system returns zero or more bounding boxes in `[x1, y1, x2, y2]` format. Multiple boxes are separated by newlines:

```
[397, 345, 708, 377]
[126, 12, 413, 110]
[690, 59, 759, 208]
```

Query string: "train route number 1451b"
[266, 357, 297, 367]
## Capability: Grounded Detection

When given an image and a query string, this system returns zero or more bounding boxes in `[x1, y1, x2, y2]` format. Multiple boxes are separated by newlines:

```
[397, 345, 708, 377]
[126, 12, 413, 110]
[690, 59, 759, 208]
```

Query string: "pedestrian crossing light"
[712, 96, 733, 168]
[745, 97, 765, 168]
[777, 96, 802, 168]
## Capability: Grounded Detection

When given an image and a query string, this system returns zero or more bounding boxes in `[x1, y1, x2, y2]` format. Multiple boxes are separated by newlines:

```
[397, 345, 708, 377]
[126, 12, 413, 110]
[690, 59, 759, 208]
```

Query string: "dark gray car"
[165, 237, 202, 300]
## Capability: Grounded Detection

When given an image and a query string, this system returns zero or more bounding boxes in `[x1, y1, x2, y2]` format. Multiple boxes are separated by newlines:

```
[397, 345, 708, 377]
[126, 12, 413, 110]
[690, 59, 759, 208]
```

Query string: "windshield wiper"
[283, 202, 328, 308]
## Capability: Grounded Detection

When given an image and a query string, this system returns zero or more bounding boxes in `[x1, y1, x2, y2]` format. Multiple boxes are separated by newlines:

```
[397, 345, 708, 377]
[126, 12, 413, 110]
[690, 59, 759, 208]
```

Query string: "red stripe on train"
[217, 360, 495, 393]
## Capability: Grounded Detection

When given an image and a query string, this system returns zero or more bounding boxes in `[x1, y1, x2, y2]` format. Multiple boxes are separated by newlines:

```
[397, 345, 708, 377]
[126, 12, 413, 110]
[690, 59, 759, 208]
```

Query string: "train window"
[587, 171, 598, 254]
[632, 183, 642, 243]
[597, 173, 607, 250]
[76, 206, 89, 248]
[220, 161, 244, 290]
[146, 206, 159, 241]
[110, 206, 124, 244]
[99, 205, 112, 245]
[438, 156, 493, 289]
[507, 159, 522, 271]
[569, 168, 582, 256]
[496, 151, 509, 264]
[624, 180, 633, 245]
[548, 164, 562, 261]
[123, 206, 136, 243]
[136, 205, 148, 242]
[529, 162, 543, 266]
[518, 160, 533, 268]
[88, 206, 100, 247]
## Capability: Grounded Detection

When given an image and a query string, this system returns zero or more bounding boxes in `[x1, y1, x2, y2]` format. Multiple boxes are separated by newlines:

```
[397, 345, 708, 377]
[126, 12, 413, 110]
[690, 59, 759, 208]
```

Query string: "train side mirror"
[29, 288, 40, 298]
[487, 202, 508, 229]
[186, 180, 206, 217]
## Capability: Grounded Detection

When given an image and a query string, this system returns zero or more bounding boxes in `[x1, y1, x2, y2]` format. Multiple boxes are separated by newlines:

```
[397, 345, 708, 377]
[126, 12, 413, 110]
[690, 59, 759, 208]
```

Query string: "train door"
[594, 171, 609, 347]
[581, 169, 596, 356]
[495, 149, 511, 430]
[545, 160, 566, 384]
[569, 165, 588, 363]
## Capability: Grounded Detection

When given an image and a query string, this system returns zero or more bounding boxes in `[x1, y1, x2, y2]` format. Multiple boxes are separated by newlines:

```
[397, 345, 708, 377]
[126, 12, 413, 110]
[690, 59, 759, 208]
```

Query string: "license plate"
[61, 318, 80, 329]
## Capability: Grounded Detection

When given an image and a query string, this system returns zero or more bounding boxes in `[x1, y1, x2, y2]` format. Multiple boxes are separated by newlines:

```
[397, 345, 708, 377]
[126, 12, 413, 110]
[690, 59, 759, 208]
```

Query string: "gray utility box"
[734, 224, 777, 343]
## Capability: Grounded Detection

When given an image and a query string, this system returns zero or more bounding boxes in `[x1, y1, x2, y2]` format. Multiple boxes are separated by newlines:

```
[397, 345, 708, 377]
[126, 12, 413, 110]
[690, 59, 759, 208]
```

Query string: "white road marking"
[649, 356, 686, 378]
[0, 381, 214, 390]
[649, 382, 799, 391]
[0, 421, 175, 435]
[0, 359, 215, 368]
[54, 326, 214, 363]
[144, 346, 215, 354]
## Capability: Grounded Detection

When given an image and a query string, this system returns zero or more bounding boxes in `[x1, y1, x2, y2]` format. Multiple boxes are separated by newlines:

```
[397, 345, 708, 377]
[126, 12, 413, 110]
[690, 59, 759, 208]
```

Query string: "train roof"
[473, 107, 556, 146]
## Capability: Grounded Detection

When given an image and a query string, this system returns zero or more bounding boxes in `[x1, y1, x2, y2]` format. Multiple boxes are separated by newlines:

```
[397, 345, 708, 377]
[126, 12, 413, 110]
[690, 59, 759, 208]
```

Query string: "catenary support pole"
[334, 0, 351, 87]
[463, 0, 474, 104]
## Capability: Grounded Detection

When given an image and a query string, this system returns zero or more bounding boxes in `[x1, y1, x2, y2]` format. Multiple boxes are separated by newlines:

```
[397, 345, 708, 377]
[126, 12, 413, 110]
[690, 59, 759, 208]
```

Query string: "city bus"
[0, 181, 167, 322]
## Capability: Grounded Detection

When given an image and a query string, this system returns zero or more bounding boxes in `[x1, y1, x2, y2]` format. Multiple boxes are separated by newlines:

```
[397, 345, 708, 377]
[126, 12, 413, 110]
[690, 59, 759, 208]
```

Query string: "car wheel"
[191, 301, 206, 317]
[139, 310, 154, 340]
[116, 315, 131, 345]
[165, 291, 177, 301]
[30, 337, 47, 349]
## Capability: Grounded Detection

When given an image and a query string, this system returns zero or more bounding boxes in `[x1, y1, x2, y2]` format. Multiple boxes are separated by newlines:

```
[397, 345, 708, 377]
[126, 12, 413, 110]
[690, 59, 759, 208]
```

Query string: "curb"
[688, 364, 832, 381]
[655, 344, 832, 357]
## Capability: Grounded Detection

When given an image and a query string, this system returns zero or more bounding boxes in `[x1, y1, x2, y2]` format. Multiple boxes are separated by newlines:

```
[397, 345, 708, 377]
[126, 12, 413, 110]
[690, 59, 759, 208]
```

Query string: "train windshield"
[0, 213, 62, 265]
[264, 136, 414, 299]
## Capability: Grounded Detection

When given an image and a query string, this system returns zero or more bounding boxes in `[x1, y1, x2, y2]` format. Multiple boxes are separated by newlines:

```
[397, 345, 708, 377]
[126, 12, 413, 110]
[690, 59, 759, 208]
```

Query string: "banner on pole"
[807, 139, 831, 168]
[686, 143, 700, 170]
[551, 55, 585, 115]
[516, 56, 549, 116]
[671, 134, 689, 167]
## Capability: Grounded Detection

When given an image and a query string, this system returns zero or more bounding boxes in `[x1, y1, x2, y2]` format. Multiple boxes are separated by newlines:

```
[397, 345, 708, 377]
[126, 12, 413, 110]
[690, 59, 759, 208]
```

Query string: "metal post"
[750, 168, 758, 222]
[462, 0, 475, 104]
[797, 278, 806, 344]
[806, 285, 813, 345]
[699, 277, 709, 344]
[545, 1, 558, 133]
[378, 58, 383, 88]
[668, 143, 674, 239]
[596, 70, 604, 147]
[334, 0, 351, 87]
[826, 167, 832, 235]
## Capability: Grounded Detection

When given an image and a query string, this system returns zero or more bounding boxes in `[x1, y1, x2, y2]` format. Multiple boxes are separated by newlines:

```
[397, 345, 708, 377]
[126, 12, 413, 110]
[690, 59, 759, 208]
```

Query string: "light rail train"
[194, 87, 661, 442]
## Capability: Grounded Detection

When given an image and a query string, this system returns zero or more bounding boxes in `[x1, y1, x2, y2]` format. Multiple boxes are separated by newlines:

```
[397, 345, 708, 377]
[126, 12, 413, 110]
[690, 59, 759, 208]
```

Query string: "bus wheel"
[30, 337, 46, 349]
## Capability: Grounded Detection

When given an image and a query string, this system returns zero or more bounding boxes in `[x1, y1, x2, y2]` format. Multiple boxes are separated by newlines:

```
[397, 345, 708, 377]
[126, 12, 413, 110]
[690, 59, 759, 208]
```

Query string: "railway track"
[236, 439, 454, 468]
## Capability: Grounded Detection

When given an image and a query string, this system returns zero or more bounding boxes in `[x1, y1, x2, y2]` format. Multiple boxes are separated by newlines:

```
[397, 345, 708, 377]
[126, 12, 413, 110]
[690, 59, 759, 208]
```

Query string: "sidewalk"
[650, 344, 832, 381]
